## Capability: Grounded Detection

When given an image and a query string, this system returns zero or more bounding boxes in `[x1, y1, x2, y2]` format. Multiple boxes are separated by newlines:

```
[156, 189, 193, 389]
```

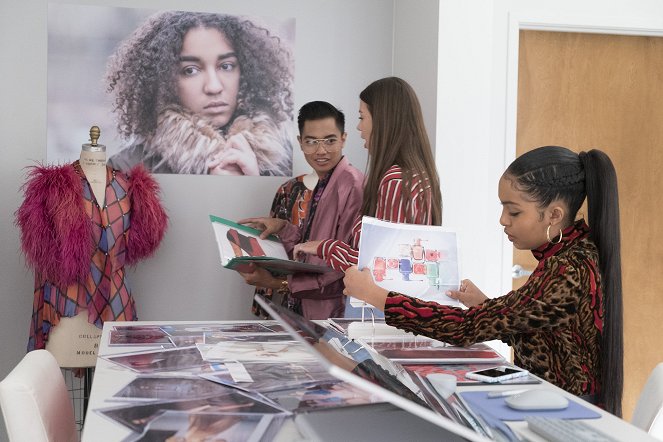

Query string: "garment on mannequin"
[45, 127, 109, 366]
[16, 126, 169, 351]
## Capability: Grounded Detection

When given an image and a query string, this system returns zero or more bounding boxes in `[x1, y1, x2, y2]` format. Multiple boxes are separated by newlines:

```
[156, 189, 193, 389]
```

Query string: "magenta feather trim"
[125, 165, 168, 265]
[15, 164, 93, 287]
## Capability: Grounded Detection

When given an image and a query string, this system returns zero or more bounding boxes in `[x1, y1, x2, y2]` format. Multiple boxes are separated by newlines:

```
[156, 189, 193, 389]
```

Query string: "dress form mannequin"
[46, 127, 106, 368]
[18, 125, 168, 357]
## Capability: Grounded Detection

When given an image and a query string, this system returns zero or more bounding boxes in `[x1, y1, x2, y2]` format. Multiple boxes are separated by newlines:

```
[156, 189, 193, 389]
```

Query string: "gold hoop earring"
[546, 225, 562, 244]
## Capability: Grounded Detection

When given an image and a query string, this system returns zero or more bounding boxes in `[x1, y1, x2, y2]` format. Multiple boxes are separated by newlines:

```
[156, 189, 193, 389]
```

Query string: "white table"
[82, 321, 655, 442]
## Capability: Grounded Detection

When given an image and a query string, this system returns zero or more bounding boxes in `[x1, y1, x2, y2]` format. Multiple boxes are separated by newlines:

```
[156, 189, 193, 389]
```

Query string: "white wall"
[393, 0, 439, 150]
[0, 4, 439, 439]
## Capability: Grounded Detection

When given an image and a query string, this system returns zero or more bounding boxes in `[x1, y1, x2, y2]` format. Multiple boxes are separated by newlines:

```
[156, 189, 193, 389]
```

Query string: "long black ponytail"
[506, 146, 623, 416]
[580, 149, 623, 417]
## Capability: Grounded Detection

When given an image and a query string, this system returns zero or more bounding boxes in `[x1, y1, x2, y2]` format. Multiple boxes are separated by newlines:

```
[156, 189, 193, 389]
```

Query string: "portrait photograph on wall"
[47, 3, 296, 176]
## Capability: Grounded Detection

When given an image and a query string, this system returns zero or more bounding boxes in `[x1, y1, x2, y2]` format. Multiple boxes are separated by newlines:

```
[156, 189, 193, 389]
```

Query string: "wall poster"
[47, 4, 296, 176]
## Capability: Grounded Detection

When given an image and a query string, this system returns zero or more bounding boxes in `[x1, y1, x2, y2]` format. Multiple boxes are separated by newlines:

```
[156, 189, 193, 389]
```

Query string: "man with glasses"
[238, 101, 364, 319]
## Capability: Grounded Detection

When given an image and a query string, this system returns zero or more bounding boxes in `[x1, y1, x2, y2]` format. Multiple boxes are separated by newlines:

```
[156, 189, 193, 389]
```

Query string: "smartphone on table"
[464, 365, 529, 383]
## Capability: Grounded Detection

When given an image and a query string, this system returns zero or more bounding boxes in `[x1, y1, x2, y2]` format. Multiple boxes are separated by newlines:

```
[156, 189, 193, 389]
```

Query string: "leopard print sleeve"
[383, 254, 587, 347]
[381, 226, 602, 396]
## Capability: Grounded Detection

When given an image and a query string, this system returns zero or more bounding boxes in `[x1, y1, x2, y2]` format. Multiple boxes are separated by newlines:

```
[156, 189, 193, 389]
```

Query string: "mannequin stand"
[45, 310, 101, 433]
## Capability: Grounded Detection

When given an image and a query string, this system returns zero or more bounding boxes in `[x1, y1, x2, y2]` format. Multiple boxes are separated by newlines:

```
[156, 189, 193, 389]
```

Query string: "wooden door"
[516, 30, 663, 419]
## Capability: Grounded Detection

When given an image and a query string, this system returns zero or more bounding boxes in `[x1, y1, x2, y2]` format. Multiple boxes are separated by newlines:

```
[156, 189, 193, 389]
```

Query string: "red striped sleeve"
[317, 165, 434, 271]
[317, 218, 362, 271]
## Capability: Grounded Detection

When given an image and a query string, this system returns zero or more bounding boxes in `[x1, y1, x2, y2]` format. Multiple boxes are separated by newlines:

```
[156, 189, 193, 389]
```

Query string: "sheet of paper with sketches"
[356, 216, 461, 307]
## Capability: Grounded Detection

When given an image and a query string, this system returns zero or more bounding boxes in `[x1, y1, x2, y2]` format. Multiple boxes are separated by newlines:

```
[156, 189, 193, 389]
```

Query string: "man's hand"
[293, 240, 323, 259]
[236, 263, 283, 290]
[237, 217, 287, 239]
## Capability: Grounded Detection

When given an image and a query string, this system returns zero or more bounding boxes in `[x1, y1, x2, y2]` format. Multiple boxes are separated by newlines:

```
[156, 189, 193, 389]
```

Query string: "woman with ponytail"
[343, 145, 624, 416]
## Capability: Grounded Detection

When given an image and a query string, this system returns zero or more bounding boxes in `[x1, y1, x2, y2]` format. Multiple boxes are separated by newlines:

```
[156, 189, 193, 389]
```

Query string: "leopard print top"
[384, 220, 602, 398]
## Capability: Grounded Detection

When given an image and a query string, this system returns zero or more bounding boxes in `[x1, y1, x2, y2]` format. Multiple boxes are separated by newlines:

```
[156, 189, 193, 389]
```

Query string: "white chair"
[0, 349, 77, 442]
[632, 362, 663, 440]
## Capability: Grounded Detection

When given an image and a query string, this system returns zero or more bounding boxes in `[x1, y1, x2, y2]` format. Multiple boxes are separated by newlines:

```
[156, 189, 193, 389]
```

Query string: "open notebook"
[254, 295, 490, 442]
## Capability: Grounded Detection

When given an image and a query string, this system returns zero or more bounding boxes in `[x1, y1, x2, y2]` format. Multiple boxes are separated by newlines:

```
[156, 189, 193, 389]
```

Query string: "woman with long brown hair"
[291, 76, 442, 270]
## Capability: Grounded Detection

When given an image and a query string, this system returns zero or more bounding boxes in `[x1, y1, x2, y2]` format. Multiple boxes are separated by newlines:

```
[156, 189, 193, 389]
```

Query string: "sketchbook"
[355, 216, 462, 307]
[210, 215, 331, 276]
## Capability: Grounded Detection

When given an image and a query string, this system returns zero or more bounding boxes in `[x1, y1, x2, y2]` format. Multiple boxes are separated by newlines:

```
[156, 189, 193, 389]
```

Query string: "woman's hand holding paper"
[343, 266, 388, 311]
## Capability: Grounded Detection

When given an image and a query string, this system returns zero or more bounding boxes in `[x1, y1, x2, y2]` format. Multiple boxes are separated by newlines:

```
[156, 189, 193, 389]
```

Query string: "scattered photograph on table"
[167, 335, 207, 347]
[109, 328, 173, 347]
[358, 337, 504, 364]
[97, 391, 285, 433]
[166, 332, 295, 347]
[198, 341, 317, 363]
[104, 347, 206, 373]
[128, 410, 287, 442]
[110, 375, 235, 402]
[203, 333, 297, 345]
[111, 325, 165, 332]
[261, 322, 287, 333]
[403, 363, 542, 386]
[262, 380, 383, 413]
[201, 361, 336, 393]
[161, 323, 274, 336]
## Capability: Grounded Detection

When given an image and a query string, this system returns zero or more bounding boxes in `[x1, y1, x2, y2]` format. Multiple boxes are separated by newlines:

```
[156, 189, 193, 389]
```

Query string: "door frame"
[499, 10, 663, 296]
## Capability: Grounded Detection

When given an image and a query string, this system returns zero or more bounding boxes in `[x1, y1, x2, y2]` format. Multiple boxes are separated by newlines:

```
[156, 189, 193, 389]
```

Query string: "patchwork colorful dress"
[16, 161, 168, 350]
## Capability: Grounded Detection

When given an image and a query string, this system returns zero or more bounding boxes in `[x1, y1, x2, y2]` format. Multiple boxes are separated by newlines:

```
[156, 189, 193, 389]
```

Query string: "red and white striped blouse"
[317, 164, 434, 271]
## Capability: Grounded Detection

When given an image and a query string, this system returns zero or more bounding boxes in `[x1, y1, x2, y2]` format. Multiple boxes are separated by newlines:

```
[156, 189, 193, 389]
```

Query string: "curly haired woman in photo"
[106, 10, 295, 175]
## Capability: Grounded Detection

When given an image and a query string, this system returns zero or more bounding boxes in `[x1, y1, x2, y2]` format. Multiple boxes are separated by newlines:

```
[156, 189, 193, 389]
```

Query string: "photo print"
[48, 4, 296, 176]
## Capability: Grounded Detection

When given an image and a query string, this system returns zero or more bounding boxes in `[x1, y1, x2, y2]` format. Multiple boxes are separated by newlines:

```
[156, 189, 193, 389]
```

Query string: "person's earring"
[546, 224, 563, 244]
